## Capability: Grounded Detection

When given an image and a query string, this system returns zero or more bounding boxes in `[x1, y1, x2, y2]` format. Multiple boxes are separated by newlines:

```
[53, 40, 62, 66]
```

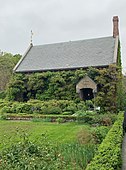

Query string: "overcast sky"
[0, 0, 126, 73]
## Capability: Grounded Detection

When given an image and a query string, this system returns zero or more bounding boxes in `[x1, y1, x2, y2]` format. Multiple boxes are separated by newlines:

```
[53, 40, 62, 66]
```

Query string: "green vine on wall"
[6, 64, 125, 113]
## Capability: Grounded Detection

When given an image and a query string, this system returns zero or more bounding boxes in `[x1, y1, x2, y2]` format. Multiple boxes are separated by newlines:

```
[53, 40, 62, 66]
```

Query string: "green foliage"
[94, 64, 125, 112]
[6, 65, 124, 112]
[86, 113, 123, 170]
[116, 73, 126, 111]
[0, 133, 65, 170]
[32, 117, 52, 122]
[122, 76, 126, 107]
[0, 121, 91, 148]
[56, 117, 64, 124]
[77, 126, 110, 145]
[0, 113, 7, 120]
[57, 143, 96, 170]
[115, 41, 126, 111]
[0, 132, 96, 170]
[6, 69, 86, 101]
[0, 100, 85, 115]
[0, 52, 21, 92]
[117, 40, 122, 68]
[0, 99, 117, 127]
[0, 91, 6, 99]
[77, 128, 92, 145]
[91, 126, 110, 144]
[75, 110, 116, 125]
[0, 122, 98, 169]
[6, 74, 27, 101]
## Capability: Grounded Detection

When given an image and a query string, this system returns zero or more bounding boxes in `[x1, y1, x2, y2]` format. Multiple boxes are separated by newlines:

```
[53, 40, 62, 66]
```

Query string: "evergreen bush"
[86, 113, 123, 170]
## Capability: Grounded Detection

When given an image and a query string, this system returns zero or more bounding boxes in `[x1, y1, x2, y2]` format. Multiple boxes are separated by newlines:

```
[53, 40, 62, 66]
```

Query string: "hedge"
[86, 113, 123, 170]
[0, 99, 87, 115]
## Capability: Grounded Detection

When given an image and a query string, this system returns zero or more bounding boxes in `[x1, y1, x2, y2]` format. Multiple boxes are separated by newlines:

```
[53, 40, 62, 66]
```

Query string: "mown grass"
[0, 119, 112, 169]
[0, 120, 90, 149]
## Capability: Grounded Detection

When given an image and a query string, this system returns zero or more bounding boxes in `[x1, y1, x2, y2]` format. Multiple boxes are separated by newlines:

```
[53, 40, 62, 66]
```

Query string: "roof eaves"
[15, 64, 110, 73]
[13, 43, 33, 72]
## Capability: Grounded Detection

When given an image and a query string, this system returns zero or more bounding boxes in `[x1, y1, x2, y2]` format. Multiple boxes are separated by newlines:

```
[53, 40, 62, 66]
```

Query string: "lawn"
[0, 118, 112, 169]
[0, 120, 90, 149]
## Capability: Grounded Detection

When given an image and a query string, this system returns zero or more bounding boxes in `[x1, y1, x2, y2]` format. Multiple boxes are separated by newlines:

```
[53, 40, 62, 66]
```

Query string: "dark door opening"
[80, 88, 94, 100]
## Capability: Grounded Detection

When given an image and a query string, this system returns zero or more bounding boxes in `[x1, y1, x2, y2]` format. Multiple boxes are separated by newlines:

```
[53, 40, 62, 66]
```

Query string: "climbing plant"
[6, 63, 124, 113]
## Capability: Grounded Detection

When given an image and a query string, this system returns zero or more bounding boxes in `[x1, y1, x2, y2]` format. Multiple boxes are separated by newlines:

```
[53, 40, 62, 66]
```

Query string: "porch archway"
[76, 76, 97, 101]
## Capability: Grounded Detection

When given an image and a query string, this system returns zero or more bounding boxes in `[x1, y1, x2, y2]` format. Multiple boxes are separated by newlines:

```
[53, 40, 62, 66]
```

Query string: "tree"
[0, 52, 21, 92]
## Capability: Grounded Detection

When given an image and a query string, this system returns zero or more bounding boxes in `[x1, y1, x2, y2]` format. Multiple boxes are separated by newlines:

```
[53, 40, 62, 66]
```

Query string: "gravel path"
[122, 133, 126, 170]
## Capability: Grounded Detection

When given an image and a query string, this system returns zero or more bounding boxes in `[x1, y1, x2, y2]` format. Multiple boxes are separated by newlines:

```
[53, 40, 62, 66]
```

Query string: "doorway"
[80, 88, 94, 100]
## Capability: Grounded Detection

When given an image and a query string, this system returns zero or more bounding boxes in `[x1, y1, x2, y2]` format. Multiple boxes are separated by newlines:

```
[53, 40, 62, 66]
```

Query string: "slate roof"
[14, 36, 116, 73]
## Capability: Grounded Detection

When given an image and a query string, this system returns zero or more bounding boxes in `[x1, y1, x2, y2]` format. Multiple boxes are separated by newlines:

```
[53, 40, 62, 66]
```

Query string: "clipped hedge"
[86, 113, 123, 170]
[0, 99, 86, 115]
[0, 99, 117, 125]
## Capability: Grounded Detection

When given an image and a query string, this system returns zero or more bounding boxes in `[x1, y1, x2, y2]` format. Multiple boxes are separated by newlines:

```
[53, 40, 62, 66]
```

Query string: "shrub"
[0, 100, 9, 109]
[77, 101, 87, 111]
[86, 113, 123, 170]
[56, 117, 64, 124]
[48, 106, 62, 114]
[101, 117, 112, 126]
[0, 91, 6, 99]
[77, 129, 92, 144]
[11, 103, 33, 114]
[0, 132, 96, 170]
[74, 111, 96, 124]
[0, 134, 65, 170]
[0, 100, 84, 115]
[1, 105, 12, 113]
[91, 126, 110, 144]
[0, 113, 7, 120]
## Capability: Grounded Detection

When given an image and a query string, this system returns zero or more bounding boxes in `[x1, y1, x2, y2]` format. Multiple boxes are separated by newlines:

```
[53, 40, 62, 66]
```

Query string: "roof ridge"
[33, 36, 114, 47]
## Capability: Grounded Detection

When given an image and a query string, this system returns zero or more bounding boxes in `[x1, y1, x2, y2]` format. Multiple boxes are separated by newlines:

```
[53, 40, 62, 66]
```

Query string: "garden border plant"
[0, 122, 97, 169]
[86, 112, 123, 170]
[0, 99, 87, 115]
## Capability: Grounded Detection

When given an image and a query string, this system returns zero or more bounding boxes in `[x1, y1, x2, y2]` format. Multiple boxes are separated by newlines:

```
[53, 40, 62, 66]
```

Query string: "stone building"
[13, 16, 120, 101]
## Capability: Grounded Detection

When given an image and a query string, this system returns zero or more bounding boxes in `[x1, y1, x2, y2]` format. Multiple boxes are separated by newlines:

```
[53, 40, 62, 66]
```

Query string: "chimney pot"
[113, 16, 119, 38]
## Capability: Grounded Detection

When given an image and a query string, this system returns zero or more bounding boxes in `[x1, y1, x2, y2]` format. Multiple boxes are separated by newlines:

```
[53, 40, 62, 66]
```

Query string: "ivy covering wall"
[6, 65, 124, 113]
[6, 41, 125, 113]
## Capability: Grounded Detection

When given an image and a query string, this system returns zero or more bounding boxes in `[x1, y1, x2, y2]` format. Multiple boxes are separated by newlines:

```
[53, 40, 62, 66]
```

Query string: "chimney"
[113, 16, 119, 38]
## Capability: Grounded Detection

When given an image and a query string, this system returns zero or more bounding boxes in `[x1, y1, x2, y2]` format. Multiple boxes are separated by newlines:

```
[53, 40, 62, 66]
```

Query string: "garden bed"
[0, 112, 117, 126]
[0, 117, 111, 169]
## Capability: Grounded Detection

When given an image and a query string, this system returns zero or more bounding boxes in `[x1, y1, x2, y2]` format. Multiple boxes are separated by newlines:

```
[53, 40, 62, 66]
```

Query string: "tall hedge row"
[86, 113, 123, 170]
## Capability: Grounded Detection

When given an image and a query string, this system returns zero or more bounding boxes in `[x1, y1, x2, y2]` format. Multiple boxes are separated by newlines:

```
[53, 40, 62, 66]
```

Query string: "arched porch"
[76, 76, 97, 101]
